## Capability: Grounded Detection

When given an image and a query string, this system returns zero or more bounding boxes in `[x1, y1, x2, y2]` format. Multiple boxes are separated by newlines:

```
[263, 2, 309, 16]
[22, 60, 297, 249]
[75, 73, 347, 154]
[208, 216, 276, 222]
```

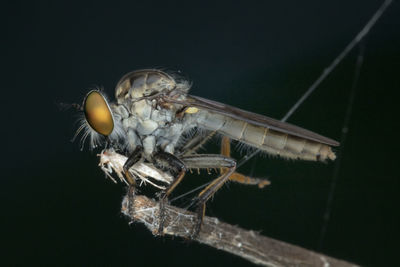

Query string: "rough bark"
[121, 194, 358, 267]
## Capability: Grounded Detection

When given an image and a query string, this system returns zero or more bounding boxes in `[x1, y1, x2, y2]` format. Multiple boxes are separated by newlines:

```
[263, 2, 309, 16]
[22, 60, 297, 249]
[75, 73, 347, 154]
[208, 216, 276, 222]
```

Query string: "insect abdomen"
[196, 111, 336, 161]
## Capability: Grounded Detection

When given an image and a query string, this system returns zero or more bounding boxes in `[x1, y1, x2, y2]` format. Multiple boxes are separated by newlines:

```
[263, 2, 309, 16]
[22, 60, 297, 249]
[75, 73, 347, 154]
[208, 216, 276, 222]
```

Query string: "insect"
[98, 148, 173, 190]
[76, 69, 339, 237]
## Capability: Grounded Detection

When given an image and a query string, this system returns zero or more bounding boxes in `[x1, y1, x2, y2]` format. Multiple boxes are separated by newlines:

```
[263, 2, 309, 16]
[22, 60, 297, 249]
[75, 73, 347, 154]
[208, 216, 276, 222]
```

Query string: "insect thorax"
[110, 70, 195, 156]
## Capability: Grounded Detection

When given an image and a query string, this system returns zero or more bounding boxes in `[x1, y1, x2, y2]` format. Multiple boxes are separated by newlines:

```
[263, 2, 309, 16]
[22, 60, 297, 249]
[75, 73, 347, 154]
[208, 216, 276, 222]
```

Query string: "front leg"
[153, 151, 187, 235]
[123, 146, 143, 186]
[123, 146, 143, 218]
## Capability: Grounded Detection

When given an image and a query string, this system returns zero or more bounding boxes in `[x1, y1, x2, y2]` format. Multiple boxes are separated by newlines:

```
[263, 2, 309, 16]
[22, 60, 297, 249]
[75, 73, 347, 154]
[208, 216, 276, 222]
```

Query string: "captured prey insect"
[76, 69, 339, 237]
[98, 148, 173, 190]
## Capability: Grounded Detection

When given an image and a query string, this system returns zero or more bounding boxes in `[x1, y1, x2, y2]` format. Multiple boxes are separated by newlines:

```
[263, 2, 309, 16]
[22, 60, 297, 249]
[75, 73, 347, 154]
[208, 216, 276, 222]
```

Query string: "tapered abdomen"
[196, 110, 336, 161]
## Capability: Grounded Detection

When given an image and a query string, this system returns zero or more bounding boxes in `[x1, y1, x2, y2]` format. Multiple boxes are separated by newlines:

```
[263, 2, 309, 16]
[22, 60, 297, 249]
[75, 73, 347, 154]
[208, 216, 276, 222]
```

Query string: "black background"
[2, 1, 399, 266]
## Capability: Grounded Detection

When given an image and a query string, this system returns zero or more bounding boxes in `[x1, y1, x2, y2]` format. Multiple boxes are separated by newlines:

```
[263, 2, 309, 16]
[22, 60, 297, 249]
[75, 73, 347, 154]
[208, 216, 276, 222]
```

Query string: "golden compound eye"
[83, 91, 114, 136]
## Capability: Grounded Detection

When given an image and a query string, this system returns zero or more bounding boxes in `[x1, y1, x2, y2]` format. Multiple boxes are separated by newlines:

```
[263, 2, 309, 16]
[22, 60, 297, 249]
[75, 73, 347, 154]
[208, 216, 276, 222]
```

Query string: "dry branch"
[121, 194, 358, 267]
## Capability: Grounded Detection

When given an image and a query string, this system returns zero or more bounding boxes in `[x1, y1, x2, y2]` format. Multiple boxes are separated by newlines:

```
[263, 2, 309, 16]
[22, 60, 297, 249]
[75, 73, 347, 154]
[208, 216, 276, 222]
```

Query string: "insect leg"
[181, 154, 236, 237]
[221, 136, 270, 188]
[153, 151, 187, 235]
[180, 130, 216, 156]
[123, 146, 143, 186]
[123, 146, 143, 218]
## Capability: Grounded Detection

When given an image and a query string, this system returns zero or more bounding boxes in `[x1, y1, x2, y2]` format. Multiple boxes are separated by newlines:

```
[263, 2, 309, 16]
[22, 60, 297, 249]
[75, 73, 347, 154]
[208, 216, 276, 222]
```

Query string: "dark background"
[2, 0, 399, 266]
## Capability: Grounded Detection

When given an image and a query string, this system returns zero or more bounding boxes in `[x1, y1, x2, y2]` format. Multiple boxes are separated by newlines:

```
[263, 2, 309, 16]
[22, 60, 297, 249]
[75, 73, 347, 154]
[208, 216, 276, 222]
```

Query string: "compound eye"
[83, 91, 114, 136]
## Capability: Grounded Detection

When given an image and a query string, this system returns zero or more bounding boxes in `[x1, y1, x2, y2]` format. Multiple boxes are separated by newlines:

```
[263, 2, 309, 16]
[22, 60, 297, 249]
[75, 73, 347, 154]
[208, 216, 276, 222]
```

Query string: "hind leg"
[221, 136, 270, 188]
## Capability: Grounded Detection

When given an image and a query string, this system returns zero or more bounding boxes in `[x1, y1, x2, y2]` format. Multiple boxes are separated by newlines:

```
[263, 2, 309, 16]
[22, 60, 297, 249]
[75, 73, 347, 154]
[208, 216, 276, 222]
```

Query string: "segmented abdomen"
[196, 110, 336, 161]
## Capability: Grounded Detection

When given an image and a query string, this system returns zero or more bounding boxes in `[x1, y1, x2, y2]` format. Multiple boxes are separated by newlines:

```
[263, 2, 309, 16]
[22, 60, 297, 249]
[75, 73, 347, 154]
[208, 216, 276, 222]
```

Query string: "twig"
[121, 194, 358, 267]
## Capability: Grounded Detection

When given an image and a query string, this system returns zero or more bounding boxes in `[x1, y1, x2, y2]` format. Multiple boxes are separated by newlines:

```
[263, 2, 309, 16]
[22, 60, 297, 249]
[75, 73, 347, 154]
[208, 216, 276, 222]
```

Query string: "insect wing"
[170, 95, 339, 146]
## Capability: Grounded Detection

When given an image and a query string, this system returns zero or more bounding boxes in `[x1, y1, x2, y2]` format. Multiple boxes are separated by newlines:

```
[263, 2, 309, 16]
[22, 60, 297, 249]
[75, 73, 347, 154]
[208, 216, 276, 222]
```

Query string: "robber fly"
[76, 69, 339, 237]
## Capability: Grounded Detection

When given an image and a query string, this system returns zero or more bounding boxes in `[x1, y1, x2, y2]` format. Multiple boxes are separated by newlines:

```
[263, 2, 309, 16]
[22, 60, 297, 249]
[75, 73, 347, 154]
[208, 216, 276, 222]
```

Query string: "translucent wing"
[185, 95, 339, 146]
[167, 94, 339, 161]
